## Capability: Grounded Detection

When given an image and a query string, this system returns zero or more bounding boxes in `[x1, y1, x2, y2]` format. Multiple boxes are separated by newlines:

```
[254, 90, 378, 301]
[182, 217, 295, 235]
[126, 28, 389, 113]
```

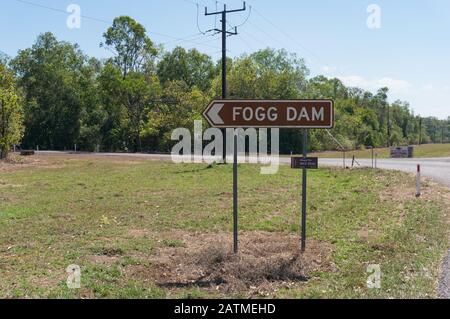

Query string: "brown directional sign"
[291, 157, 319, 169]
[203, 99, 334, 128]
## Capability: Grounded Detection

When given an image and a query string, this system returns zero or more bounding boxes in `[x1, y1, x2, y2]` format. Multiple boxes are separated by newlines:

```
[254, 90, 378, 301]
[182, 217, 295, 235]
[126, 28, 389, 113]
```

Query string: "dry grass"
[126, 231, 336, 297]
[0, 154, 449, 298]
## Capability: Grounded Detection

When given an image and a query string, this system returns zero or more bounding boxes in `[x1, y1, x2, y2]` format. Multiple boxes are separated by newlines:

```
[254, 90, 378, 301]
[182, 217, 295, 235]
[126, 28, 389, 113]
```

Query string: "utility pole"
[386, 104, 391, 147]
[205, 2, 247, 254]
[205, 2, 246, 163]
[418, 116, 422, 145]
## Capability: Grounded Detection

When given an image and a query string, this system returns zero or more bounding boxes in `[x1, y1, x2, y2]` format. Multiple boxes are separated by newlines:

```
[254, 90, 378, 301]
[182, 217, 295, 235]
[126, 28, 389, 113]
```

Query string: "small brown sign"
[390, 146, 414, 158]
[203, 100, 334, 128]
[291, 157, 319, 169]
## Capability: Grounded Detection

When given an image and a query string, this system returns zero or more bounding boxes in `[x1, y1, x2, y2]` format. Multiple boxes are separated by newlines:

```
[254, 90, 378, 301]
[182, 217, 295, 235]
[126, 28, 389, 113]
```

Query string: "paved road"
[317, 157, 450, 188]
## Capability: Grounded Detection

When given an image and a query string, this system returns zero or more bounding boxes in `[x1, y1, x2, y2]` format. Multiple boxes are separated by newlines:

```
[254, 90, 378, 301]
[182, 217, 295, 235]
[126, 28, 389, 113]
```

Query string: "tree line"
[1, 16, 449, 159]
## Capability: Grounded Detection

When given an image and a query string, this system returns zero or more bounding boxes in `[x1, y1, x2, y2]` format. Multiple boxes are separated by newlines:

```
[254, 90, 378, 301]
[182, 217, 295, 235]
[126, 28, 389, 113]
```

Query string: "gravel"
[439, 250, 450, 299]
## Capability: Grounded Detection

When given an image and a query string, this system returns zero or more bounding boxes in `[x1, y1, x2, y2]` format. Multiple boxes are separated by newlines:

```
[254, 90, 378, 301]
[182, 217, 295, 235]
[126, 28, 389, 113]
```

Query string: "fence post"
[416, 165, 421, 198]
[343, 150, 346, 169]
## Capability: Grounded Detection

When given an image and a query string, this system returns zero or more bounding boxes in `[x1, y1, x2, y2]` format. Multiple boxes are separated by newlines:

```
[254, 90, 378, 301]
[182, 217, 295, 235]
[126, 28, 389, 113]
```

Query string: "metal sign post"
[301, 129, 308, 252]
[203, 99, 334, 253]
[233, 134, 238, 253]
[367, 146, 374, 168]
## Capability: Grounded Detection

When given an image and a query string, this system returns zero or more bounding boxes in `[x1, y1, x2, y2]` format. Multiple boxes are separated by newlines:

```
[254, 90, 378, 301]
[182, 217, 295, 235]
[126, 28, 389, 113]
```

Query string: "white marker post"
[416, 164, 421, 198]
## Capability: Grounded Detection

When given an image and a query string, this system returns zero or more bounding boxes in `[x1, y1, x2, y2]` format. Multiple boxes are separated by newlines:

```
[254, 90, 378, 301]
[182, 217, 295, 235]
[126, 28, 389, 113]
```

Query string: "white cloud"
[324, 74, 449, 118]
[336, 75, 412, 93]
[321, 65, 337, 73]
[377, 78, 412, 90]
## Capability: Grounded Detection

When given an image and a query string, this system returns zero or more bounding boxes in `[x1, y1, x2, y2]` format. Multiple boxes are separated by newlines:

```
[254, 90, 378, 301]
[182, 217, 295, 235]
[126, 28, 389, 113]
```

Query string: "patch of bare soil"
[126, 231, 337, 297]
[39, 153, 148, 165]
[0, 155, 62, 172]
[86, 255, 120, 266]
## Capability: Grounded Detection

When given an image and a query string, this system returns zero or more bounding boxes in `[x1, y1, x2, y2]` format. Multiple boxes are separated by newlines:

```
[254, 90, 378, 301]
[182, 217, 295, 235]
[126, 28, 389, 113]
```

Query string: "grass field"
[0, 154, 449, 299]
[309, 143, 450, 159]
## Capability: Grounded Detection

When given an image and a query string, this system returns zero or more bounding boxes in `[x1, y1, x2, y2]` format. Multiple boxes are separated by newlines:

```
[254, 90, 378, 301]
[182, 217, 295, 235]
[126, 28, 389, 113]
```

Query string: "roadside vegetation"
[0, 155, 448, 298]
[0, 15, 449, 158]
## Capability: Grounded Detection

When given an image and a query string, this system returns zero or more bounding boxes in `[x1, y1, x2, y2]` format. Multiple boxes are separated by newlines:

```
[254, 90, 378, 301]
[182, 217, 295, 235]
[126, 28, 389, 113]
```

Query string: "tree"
[226, 48, 309, 99]
[0, 64, 23, 159]
[102, 16, 158, 78]
[157, 47, 215, 91]
[143, 80, 209, 152]
[101, 17, 161, 152]
[5, 23, 442, 154]
[0, 51, 9, 66]
[98, 63, 128, 151]
[11, 32, 89, 150]
[77, 58, 107, 151]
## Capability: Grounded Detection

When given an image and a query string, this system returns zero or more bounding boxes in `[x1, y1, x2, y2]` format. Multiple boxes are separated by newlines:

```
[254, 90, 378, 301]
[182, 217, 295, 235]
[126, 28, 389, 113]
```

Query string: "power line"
[246, 19, 287, 49]
[196, 3, 208, 34]
[161, 32, 205, 46]
[247, 4, 351, 80]
[183, 34, 224, 51]
[242, 31, 270, 51]
[13, 0, 111, 24]
[231, 4, 252, 28]
[234, 32, 256, 52]
[250, 6, 325, 65]
[11, 0, 221, 50]
[204, 2, 247, 167]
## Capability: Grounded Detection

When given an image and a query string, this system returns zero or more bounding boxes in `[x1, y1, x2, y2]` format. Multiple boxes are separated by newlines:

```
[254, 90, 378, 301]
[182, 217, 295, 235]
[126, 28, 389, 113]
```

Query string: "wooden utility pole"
[205, 2, 246, 164]
[205, 2, 247, 254]
[419, 116, 422, 145]
[387, 104, 391, 147]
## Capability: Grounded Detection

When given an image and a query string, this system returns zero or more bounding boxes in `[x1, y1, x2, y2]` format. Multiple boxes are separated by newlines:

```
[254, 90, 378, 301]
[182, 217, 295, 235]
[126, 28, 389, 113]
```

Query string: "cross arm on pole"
[213, 27, 238, 35]
[223, 2, 246, 14]
[205, 2, 246, 15]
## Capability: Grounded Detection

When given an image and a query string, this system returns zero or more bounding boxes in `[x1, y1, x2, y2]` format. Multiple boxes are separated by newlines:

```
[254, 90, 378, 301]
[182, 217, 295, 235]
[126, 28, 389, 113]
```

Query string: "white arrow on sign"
[204, 103, 224, 125]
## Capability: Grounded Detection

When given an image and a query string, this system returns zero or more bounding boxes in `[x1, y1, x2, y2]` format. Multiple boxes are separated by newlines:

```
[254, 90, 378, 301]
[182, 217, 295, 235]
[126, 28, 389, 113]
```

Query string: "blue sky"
[1, 0, 449, 119]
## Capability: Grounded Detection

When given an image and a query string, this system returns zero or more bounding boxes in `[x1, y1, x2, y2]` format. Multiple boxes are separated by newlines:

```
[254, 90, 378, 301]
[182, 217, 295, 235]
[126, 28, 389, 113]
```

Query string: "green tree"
[11, 32, 89, 150]
[0, 64, 23, 159]
[228, 48, 309, 99]
[101, 17, 160, 152]
[102, 16, 158, 78]
[77, 58, 107, 151]
[157, 47, 215, 92]
[143, 80, 209, 152]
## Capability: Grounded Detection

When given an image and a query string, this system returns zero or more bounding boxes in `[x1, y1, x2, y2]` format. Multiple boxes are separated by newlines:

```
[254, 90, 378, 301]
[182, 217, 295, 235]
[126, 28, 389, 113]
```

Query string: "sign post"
[233, 134, 238, 253]
[203, 99, 334, 253]
[301, 129, 308, 252]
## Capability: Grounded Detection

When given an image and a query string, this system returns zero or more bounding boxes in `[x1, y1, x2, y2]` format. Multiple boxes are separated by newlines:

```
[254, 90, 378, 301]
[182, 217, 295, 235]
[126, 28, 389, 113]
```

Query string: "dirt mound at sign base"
[127, 231, 337, 297]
